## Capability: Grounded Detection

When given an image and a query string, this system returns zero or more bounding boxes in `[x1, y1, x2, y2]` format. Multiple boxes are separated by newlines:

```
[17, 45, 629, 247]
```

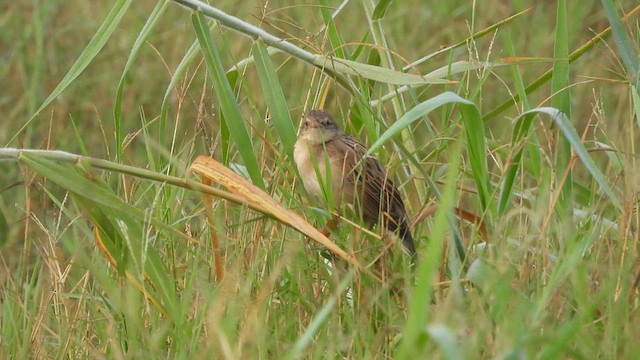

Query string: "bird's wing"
[338, 134, 408, 228]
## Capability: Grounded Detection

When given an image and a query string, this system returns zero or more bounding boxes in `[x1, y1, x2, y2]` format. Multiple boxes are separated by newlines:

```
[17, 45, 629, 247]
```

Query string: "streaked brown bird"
[294, 109, 416, 258]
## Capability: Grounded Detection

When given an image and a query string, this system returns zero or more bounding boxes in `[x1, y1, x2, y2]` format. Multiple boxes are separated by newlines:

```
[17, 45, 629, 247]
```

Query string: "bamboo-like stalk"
[172, 0, 316, 64]
[0, 148, 263, 214]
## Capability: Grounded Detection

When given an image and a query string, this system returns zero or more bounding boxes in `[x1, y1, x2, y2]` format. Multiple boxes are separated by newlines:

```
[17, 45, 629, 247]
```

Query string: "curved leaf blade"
[368, 92, 491, 212]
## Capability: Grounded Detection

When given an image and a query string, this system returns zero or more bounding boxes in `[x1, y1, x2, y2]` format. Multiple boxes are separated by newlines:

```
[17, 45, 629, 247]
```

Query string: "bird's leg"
[320, 214, 340, 237]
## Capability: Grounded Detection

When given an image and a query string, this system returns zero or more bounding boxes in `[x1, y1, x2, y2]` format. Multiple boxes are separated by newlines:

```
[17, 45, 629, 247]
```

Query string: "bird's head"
[299, 109, 342, 145]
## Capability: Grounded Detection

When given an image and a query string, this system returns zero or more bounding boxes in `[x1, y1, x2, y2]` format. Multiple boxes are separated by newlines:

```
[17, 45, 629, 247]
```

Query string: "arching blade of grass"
[367, 92, 490, 266]
[113, 0, 169, 161]
[192, 11, 265, 189]
[372, 61, 504, 106]
[252, 40, 297, 160]
[499, 108, 622, 215]
[8, 0, 133, 146]
[368, 92, 492, 214]
[550, 110, 621, 209]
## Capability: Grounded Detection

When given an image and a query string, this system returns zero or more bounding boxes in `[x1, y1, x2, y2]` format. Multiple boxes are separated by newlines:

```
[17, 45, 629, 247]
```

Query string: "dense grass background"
[1, 0, 639, 358]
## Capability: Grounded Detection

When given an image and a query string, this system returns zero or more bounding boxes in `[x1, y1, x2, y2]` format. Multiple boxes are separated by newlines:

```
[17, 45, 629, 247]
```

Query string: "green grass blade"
[397, 139, 462, 357]
[0, 208, 7, 248]
[160, 39, 201, 164]
[285, 272, 353, 360]
[16, 152, 193, 243]
[498, 111, 535, 215]
[550, 109, 621, 209]
[501, 30, 542, 179]
[319, 0, 347, 59]
[551, 0, 573, 216]
[114, 0, 169, 161]
[601, 0, 640, 89]
[313, 56, 452, 86]
[17, 153, 183, 318]
[372, 0, 393, 20]
[8, 0, 133, 146]
[191, 11, 265, 189]
[252, 40, 296, 160]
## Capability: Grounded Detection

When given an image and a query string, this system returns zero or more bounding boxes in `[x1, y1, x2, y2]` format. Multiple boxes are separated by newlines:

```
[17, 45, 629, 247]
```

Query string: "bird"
[294, 109, 416, 258]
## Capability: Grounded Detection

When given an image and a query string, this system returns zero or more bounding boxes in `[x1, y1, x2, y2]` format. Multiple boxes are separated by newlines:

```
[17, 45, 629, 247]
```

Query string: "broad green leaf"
[313, 56, 453, 85]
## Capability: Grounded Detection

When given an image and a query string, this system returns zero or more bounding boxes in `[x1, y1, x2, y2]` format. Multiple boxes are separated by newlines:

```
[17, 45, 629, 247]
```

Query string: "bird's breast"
[294, 140, 347, 200]
[294, 140, 325, 197]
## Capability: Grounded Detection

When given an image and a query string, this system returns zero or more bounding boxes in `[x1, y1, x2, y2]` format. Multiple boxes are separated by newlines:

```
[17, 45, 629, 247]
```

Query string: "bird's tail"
[398, 220, 416, 260]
